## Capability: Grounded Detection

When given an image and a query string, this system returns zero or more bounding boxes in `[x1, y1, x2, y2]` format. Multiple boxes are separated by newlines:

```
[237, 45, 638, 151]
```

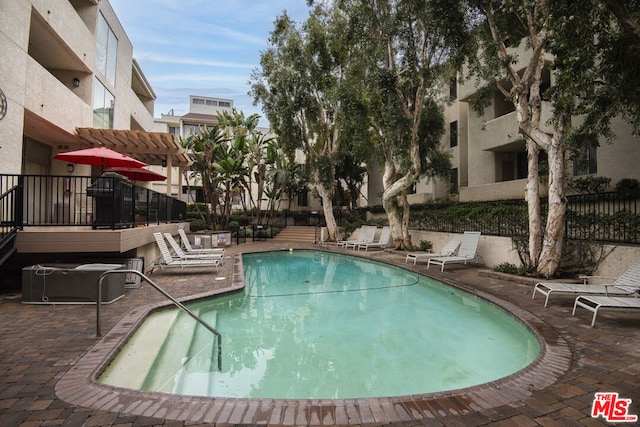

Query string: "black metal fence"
[7, 172, 635, 246]
[408, 192, 640, 244]
[565, 192, 640, 243]
[0, 174, 186, 231]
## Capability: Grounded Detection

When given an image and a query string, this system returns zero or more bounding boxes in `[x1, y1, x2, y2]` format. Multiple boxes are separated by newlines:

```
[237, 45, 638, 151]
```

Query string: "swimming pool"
[99, 250, 539, 400]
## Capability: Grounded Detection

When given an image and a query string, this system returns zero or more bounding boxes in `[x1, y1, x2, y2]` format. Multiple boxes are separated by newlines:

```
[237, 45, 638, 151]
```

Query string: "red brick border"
[55, 252, 571, 425]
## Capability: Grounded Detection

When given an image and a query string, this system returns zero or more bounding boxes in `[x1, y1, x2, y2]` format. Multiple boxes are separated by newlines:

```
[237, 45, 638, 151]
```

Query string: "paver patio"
[0, 240, 638, 426]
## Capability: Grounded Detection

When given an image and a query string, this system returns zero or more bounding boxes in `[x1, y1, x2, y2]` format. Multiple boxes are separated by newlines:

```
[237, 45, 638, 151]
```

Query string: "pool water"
[99, 250, 540, 399]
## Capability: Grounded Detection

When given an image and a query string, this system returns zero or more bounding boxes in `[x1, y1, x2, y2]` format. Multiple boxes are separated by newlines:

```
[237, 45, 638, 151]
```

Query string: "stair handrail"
[96, 269, 222, 371]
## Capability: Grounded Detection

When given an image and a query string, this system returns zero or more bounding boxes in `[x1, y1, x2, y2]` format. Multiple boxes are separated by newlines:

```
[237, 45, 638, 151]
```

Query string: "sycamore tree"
[334, 151, 368, 211]
[546, 0, 640, 140]
[462, 0, 639, 277]
[461, 0, 571, 277]
[250, 5, 368, 241]
[338, 0, 471, 249]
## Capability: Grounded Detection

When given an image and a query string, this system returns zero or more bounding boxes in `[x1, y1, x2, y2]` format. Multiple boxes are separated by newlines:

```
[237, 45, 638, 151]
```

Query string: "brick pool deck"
[0, 240, 638, 426]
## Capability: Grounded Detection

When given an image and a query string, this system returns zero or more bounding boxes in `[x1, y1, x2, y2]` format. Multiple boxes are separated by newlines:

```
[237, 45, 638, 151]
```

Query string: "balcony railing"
[0, 174, 186, 231]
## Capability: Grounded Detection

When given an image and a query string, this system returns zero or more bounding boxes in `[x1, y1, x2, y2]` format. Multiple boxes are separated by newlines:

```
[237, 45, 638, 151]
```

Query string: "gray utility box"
[22, 263, 126, 304]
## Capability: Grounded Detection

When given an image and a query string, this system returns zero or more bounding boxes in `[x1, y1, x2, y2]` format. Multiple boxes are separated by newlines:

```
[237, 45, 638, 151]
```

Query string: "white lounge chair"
[533, 261, 640, 307]
[163, 233, 224, 262]
[152, 233, 220, 271]
[405, 234, 463, 265]
[427, 231, 481, 272]
[178, 228, 225, 254]
[338, 225, 376, 249]
[573, 295, 640, 327]
[345, 226, 378, 249]
[358, 227, 391, 251]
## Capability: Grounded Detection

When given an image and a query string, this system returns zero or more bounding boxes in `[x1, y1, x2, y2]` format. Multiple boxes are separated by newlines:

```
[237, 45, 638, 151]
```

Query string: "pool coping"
[55, 251, 572, 425]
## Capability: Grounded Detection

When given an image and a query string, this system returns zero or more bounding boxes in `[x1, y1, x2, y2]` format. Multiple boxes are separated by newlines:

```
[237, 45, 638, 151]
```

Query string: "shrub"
[569, 176, 611, 194]
[615, 178, 640, 198]
[419, 240, 433, 251]
[493, 262, 527, 276]
[189, 219, 207, 232]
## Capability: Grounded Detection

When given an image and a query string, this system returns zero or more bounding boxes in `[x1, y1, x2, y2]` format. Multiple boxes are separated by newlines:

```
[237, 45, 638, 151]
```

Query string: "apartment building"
[152, 95, 321, 212]
[453, 41, 640, 202]
[0, 0, 191, 267]
[153, 95, 238, 202]
[369, 39, 640, 206]
[0, 0, 188, 179]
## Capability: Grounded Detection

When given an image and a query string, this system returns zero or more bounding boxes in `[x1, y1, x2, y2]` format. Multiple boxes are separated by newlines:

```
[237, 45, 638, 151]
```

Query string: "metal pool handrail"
[96, 269, 222, 371]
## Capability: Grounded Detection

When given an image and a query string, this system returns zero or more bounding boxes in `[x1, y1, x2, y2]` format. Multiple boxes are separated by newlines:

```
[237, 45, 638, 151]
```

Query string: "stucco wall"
[407, 229, 640, 278]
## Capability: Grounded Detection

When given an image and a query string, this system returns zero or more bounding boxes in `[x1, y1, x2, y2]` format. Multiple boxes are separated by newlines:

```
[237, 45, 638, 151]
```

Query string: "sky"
[109, 0, 312, 126]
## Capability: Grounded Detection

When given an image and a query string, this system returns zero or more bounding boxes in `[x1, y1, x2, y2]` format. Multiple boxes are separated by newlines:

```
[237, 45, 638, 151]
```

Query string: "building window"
[93, 78, 114, 129]
[297, 190, 308, 207]
[516, 151, 528, 180]
[96, 13, 118, 86]
[192, 98, 205, 105]
[449, 76, 457, 101]
[183, 124, 201, 136]
[449, 121, 458, 148]
[494, 91, 515, 118]
[573, 141, 598, 175]
[183, 186, 205, 203]
[219, 101, 231, 108]
[205, 99, 217, 106]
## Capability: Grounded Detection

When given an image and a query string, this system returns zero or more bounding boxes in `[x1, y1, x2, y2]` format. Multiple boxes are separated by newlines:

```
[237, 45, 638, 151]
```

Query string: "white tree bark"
[381, 156, 416, 248]
[536, 134, 567, 277]
[525, 139, 542, 269]
[319, 188, 340, 241]
[484, 3, 567, 277]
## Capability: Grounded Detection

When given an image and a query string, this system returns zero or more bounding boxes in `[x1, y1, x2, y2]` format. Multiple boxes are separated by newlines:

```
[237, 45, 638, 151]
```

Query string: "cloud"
[136, 53, 254, 70]
[109, 0, 312, 127]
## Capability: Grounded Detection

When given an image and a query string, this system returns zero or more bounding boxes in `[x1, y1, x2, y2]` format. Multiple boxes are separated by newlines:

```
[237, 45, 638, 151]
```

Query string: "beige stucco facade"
[366, 38, 640, 205]
[0, 0, 157, 176]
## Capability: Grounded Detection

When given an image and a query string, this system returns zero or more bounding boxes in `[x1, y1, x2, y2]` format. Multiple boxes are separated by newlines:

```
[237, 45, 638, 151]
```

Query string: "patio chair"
[178, 228, 225, 254]
[357, 226, 391, 251]
[337, 225, 377, 249]
[405, 234, 463, 265]
[152, 233, 219, 271]
[533, 261, 640, 307]
[427, 231, 481, 272]
[163, 233, 224, 262]
[572, 294, 640, 327]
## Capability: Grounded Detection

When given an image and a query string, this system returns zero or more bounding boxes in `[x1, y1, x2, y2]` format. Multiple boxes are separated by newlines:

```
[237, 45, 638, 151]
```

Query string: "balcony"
[0, 174, 186, 255]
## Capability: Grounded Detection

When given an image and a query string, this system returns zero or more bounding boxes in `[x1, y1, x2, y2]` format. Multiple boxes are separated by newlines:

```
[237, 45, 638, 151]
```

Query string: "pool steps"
[100, 306, 219, 393]
[99, 309, 179, 389]
[142, 307, 218, 392]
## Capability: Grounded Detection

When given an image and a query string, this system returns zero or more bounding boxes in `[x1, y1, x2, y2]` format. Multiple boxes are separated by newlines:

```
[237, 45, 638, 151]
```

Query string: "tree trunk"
[383, 194, 404, 249]
[536, 135, 567, 277]
[314, 173, 341, 241]
[400, 192, 412, 247]
[526, 138, 542, 270]
[381, 158, 415, 249]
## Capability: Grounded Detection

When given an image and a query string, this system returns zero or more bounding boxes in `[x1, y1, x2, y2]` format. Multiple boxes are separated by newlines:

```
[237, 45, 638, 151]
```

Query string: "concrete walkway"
[0, 240, 638, 426]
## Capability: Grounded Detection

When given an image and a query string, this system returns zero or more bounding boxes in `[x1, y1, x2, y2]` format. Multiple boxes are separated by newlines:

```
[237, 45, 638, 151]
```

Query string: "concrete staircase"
[273, 226, 317, 243]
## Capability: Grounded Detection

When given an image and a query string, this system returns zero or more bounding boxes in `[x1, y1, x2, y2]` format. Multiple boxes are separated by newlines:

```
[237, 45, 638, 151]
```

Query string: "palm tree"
[213, 144, 246, 229]
[180, 126, 230, 229]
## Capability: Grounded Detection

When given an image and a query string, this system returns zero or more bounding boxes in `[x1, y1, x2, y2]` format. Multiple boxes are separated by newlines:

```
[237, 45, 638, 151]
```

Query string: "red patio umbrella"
[53, 146, 147, 170]
[103, 166, 166, 182]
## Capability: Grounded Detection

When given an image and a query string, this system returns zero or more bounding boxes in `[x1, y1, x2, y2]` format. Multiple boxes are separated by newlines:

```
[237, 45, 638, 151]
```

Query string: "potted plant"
[134, 207, 147, 223]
